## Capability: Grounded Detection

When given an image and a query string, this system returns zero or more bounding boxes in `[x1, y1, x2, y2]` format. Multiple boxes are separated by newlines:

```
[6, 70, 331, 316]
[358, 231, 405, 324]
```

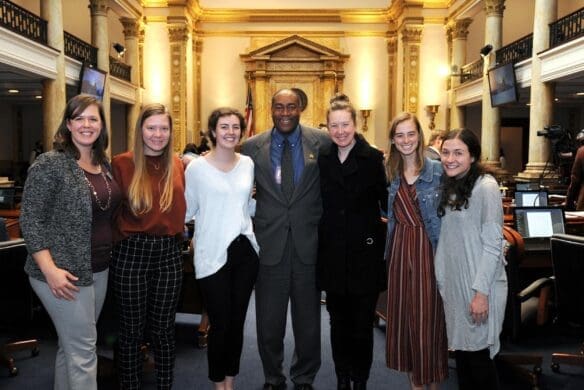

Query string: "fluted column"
[168, 22, 189, 153]
[121, 17, 141, 149]
[89, 0, 110, 144]
[450, 18, 472, 129]
[481, 0, 505, 169]
[518, 0, 557, 180]
[386, 34, 398, 119]
[401, 25, 423, 114]
[192, 36, 203, 145]
[41, 0, 66, 150]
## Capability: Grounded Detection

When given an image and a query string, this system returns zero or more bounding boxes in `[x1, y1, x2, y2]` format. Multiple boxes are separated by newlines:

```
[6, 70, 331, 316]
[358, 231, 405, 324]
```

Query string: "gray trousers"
[30, 269, 108, 390]
[255, 233, 321, 386]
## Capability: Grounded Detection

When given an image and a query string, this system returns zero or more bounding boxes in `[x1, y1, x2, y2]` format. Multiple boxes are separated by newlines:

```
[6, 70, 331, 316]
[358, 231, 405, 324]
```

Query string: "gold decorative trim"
[484, 0, 506, 17]
[199, 9, 389, 24]
[121, 17, 140, 38]
[198, 30, 388, 38]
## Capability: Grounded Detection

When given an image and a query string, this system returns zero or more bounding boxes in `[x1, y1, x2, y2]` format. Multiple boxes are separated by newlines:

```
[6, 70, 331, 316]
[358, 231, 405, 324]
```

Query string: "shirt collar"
[272, 125, 301, 147]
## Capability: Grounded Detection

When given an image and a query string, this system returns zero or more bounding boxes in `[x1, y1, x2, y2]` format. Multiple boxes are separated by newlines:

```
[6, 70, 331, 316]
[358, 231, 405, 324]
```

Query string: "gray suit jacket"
[241, 126, 331, 265]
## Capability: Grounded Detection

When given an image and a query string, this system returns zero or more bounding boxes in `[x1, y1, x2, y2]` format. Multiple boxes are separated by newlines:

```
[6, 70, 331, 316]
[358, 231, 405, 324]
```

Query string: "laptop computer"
[514, 207, 565, 251]
[514, 190, 548, 207]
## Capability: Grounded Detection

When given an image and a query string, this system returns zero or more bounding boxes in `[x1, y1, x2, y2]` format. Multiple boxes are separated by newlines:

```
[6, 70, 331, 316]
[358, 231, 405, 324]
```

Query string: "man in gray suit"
[241, 89, 330, 390]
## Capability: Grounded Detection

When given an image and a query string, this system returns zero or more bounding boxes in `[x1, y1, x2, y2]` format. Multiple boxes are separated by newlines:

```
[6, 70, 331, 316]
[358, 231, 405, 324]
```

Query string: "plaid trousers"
[112, 234, 183, 390]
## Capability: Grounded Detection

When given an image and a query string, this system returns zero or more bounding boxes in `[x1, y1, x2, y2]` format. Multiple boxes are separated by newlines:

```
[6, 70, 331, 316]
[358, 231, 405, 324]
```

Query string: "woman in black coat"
[317, 94, 388, 390]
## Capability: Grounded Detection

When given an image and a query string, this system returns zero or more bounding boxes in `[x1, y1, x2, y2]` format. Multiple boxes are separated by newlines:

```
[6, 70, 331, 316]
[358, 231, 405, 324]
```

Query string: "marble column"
[89, 0, 110, 145]
[40, 0, 66, 151]
[121, 17, 141, 150]
[450, 18, 472, 130]
[401, 25, 423, 114]
[168, 22, 189, 153]
[386, 34, 398, 120]
[481, 0, 505, 169]
[517, 0, 557, 180]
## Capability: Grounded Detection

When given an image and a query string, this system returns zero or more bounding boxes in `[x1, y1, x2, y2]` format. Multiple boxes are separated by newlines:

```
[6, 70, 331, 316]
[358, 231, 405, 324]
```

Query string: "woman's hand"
[44, 266, 79, 300]
[470, 292, 489, 324]
[32, 249, 79, 300]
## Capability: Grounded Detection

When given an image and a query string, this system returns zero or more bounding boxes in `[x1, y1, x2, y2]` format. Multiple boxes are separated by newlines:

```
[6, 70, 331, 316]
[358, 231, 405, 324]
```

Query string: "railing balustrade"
[0, 0, 46, 44]
[109, 57, 131, 82]
[64, 31, 97, 67]
[495, 34, 533, 66]
[550, 7, 584, 47]
[460, 58, 483, 84]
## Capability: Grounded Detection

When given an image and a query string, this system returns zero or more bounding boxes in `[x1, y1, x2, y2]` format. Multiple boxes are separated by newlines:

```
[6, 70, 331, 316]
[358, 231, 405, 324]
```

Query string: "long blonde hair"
[128, 103, 175, 215]
[385, 112, 426, 182]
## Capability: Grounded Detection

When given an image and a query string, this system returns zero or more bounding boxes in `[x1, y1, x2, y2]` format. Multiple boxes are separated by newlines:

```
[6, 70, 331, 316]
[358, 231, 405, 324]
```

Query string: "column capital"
[120, 17, 140, 38]
[484, 0, 506, 17]
[401, 25, 423, 43]
[168, 24, 189, 43]
[88, 0, 108, 17]
[451, 18, 473, 40]
[386, 35, 397, 54]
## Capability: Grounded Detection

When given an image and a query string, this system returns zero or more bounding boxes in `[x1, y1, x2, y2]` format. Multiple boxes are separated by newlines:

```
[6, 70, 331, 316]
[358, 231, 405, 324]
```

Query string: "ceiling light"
[576, 92, 584, 96]
[35, 95, 42, 99]
[8, 89, 19, 94]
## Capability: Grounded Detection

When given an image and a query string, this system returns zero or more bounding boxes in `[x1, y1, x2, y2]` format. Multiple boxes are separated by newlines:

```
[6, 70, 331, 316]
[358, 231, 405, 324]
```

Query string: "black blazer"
[317, 135, 388, 295]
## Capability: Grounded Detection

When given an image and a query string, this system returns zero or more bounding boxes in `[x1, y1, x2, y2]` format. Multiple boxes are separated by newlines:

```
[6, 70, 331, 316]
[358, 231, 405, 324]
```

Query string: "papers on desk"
[565, 211, 584, 219]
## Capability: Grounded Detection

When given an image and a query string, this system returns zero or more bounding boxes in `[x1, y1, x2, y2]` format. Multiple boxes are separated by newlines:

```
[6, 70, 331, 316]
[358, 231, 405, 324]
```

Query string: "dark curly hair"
[437, 128, 485, 217]
[206, 107, 246, 146]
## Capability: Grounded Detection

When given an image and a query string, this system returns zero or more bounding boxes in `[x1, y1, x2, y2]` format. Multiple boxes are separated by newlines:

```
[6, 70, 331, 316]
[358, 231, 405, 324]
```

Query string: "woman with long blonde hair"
[111, 103, 186, 389]
[384, 112, 448, 389]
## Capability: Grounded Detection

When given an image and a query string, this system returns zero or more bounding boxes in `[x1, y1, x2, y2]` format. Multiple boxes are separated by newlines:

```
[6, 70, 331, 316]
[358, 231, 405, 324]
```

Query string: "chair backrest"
[502, 226, 525, 341]
[550, 234, 584, 327]
[0, 238, 34, 327]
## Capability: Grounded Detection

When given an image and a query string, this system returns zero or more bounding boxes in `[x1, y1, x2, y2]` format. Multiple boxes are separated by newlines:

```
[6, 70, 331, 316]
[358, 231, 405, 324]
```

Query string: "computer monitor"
[0, 188, 15, 209]
[514, 207, 565, 239]
[515, 182, 540, 191]
[515, 190, 548, 207]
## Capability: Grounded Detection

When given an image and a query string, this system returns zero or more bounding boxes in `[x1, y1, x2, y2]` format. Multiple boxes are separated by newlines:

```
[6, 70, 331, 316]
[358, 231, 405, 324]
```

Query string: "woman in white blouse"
[184, 107, 259, 390]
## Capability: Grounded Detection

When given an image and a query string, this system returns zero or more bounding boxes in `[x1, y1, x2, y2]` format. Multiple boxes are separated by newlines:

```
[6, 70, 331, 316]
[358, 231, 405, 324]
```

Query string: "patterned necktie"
[281, 138, 294, 201]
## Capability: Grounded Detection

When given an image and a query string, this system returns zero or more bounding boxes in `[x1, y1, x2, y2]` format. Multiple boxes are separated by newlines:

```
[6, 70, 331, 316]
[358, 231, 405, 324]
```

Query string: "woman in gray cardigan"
[20, 94, 121, 390]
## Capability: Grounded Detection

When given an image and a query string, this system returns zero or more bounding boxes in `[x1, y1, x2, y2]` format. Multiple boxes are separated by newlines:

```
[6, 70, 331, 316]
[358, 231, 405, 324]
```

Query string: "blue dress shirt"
[270, 126, 304, 187]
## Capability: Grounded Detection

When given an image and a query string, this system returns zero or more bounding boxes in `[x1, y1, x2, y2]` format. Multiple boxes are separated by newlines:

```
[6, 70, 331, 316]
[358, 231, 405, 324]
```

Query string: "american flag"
[245, 84, 254, 138]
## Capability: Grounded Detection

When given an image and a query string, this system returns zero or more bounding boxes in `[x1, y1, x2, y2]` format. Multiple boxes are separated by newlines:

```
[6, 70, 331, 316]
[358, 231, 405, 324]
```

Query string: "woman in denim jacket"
[384, 112, 448, 389]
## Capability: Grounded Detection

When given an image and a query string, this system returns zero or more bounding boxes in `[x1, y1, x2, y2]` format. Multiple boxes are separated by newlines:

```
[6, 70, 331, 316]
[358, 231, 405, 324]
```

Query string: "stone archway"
[241, 35, 349, 132]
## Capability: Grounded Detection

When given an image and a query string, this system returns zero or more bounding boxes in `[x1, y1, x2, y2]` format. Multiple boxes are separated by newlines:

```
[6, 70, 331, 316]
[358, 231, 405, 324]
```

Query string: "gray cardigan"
[20, 150, 94, 286]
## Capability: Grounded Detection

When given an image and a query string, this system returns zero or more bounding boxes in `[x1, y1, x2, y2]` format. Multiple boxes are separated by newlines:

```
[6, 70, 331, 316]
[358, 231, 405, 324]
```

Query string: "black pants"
[326, 291, 379, 382]
[112, 234, 183, 390]
[198, 235, 259, 382]
[454, 349, 500, 390]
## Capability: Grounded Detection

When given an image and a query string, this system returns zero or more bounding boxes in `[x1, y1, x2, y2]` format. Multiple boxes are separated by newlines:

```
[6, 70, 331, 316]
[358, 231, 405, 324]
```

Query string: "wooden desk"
[0, 209, 20, 219]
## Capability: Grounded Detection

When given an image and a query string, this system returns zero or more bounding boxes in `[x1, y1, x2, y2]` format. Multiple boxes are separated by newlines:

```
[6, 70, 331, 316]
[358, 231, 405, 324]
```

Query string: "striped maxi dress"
[385, 180, 449, 386]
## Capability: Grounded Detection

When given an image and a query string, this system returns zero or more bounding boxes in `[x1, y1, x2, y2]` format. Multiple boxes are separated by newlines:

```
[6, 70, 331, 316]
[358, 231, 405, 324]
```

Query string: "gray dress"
[434, 174, 507, 358]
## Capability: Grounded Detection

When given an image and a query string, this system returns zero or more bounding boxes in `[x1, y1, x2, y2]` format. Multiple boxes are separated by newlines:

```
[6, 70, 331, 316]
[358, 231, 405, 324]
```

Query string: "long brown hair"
[385, 112, 426, 182]
[128, 103, 175, 215]
[53, 94, 109, 165]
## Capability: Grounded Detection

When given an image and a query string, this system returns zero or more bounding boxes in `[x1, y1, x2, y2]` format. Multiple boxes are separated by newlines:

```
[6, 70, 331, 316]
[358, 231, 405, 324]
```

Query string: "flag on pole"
[245, 84, 254, 138]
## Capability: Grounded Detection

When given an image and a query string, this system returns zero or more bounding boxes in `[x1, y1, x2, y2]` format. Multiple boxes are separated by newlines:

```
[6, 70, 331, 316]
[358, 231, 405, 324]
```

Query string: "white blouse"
[184, 155, 259, 279]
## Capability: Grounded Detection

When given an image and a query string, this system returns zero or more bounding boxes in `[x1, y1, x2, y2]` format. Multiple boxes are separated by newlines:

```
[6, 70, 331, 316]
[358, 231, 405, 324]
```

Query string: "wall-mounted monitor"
[78, 64, 106, 101]
[488, 63, 519, 107]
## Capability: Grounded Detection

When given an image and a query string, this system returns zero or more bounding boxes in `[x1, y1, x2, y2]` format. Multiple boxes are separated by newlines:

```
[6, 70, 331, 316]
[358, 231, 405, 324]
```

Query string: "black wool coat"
[317, 135, 388, 295]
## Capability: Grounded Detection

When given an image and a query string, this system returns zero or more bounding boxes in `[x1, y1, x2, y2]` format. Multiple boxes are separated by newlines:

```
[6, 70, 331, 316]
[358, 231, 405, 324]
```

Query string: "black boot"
[337, 374, 351, 390]
[352, 380, 367, 390]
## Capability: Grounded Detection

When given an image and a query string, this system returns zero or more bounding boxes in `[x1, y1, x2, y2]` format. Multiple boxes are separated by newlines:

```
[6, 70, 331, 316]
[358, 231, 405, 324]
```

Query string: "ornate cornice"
[168, 24, 189, 42]
[401, 25, 423, 43]
[120, 17, 140, 38]
[451, 18, 473, 40]
[88, 0, 109, 17]
[199, 8, 389, 24]
[484, 0, 506, 17]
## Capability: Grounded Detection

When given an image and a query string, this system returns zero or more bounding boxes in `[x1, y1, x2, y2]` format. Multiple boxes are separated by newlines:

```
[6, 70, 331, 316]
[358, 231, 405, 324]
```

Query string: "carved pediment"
[243, 35, 348, 61]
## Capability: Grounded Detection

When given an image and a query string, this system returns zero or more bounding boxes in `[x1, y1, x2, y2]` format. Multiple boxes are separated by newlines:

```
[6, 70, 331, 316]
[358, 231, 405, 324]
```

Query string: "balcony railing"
[64, 31, 97, 67]
[109, 57, 131, 82]
[0, 0, 46, 44]
[495, 34, 533, 66]
[550, 7, 584, 47]
[460, 58, 483, 84]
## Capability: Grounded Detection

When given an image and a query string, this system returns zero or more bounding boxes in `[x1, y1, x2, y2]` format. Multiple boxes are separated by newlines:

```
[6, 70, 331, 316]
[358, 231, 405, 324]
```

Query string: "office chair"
[0, 238, 40, 376]
[549, 234, 584, 372]
[497, 226, 554, 389]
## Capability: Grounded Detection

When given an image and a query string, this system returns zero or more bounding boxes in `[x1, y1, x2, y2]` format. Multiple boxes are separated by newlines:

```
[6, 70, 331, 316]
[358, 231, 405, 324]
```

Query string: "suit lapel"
[290, 126, 320, 203]
[254, 132, 287, 203]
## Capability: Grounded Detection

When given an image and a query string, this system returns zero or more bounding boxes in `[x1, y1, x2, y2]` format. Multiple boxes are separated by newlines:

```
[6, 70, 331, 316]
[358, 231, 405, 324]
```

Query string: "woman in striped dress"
[384, 112, 448, 389]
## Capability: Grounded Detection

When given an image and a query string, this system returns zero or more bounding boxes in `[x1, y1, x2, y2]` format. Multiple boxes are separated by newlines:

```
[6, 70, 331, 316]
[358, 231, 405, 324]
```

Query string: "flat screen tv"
[488, 63, 519, 107]
[78, 64, 106, 101]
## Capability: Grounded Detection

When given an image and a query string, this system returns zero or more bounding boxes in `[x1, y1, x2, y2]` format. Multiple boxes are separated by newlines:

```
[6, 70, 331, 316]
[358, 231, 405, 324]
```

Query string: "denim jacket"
[384, 157, 443, 259]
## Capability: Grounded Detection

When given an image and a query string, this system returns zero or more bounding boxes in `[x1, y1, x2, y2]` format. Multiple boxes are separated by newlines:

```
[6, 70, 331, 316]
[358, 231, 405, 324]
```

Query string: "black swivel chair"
[549, 234, 584, 372]
[497, 226, 554, 389]
[0, 238, 40, 376]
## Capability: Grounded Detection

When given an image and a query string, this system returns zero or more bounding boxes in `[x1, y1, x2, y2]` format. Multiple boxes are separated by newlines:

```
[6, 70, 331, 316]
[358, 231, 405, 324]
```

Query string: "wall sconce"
[113, 42, 126, 58]
[425, 105, 439, 130]
[360, 109, 371, 132]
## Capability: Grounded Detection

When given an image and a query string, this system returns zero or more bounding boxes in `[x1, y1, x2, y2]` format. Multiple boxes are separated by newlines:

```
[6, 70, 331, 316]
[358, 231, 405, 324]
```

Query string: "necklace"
[150, 160, 160, 170]
[83, 166, 112, 211]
